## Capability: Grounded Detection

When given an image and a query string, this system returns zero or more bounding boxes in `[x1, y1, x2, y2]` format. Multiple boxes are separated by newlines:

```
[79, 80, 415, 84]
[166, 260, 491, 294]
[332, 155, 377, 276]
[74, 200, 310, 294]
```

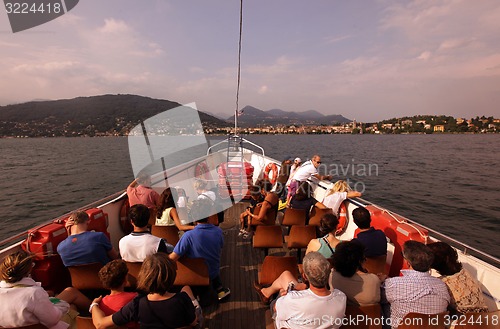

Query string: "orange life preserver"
[195, 161, 210, 180]
[264, 163, 278, 185]
[335, 202, 348, 235]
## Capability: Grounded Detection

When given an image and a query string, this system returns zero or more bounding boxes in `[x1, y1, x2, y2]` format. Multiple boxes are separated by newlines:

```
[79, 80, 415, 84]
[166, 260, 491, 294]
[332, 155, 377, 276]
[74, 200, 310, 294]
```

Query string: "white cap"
[294, 157, 301, 162]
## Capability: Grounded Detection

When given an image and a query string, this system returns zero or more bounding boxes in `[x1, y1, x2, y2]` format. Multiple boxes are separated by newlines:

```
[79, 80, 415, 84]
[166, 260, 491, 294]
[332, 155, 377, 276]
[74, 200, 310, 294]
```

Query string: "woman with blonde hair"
[91, 253, 201, 329]
[0, 250, 91, 329]
[322, 180, 362, 214]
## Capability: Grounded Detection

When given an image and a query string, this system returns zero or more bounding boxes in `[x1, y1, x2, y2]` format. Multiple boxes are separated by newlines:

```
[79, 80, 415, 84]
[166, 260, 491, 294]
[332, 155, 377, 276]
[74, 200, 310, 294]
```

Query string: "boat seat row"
[67, 257, 209, 292]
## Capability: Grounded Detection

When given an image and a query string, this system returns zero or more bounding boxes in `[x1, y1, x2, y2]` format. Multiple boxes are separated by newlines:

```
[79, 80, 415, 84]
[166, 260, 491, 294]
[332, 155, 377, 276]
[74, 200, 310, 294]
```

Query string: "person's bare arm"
[171, 208, 195, 231]
[91, 296, 116, 329]
[314, 201, 328, 209]
[347, 191, 362, 198]
[169, 251, 180, 261]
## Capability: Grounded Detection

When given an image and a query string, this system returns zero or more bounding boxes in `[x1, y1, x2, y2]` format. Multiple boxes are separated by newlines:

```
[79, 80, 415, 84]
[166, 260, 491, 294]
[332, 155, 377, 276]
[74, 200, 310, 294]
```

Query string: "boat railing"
[207, 134, 265, 157]
[0, 190, 128, 249]
[367, 201, 500, 267]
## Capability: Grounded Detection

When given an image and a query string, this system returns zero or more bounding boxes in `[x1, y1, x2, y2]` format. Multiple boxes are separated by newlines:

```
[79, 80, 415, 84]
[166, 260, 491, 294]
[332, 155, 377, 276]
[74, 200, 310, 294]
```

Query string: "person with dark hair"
[238, 184, 264, 236]
[305, 213, 341, 258]
[245, 179, 279, 227]
[127, 173, 159, 209]
[289, 182, 328, 222]
[272, 252, 346, 329]
[352, 207, 387, 257]
[58, 211, 119, 266]
[91, 253, 200, 329]
[169, 198, 231, 301]
[330, 240, 381, 306]
[155, 187, 195, 231]
[276, 156, 293, 202]
[0, 250, 91, 329]
[97, 260, 138, 328]
[119, 204, 173, 262]
[427, 242, 488, 314]
[382, 241, 450, 328]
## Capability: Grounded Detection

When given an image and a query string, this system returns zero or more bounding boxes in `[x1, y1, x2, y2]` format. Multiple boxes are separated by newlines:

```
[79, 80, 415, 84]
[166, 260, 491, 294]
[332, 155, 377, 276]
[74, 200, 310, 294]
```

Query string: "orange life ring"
[195, 162, 210, 180]
[119, 199, 133, 235]
[264, 163, 278, 185]
[335, 202, 348, 235]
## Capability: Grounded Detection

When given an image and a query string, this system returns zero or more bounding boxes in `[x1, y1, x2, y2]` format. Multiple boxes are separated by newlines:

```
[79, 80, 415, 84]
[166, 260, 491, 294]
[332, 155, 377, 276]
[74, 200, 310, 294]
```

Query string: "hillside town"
[206, 115, 500, 135]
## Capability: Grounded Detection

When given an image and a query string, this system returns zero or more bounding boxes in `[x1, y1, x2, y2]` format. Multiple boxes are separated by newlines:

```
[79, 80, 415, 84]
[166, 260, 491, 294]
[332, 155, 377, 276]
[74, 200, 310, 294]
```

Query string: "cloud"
[323, 34, 351, 45]
[99, 18, 132, 34]
[258, 85, 268, 95]
[417, 51, 431, 60]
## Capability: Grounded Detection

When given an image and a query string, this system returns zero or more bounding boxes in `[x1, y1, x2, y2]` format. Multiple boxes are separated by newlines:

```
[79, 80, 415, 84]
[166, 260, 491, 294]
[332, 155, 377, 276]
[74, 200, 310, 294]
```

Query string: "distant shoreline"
[1, 131, 499, 139]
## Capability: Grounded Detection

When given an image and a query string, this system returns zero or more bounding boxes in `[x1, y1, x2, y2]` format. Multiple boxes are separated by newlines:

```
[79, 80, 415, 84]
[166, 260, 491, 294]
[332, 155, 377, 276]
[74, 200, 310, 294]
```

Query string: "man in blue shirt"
[57, 211, 119, 267]
[352, 207, 387, 257]
[169, 198, 230, 301]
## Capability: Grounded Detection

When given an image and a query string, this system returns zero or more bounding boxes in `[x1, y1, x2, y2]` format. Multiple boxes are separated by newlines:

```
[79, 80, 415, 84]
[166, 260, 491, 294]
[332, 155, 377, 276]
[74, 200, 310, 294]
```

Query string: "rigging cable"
[235, 0, 243, 134]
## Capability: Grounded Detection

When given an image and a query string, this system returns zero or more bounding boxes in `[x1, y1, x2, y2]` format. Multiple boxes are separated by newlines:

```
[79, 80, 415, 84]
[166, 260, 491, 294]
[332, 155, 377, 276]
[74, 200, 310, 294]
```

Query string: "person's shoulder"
[330, 288, 347, 299]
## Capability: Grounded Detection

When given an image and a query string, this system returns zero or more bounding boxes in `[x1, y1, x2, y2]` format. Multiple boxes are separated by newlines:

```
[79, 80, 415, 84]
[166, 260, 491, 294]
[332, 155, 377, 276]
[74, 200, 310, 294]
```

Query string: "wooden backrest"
[252, 225, 284, 249]
[259, 255, 298, 286]
[309, 207, 334, 226]
[398, 312, 449, 329]
[453, 310, 500, 329]
[125, 261, 142, 289]
[67, 262, 104, 290]
[76, 316, 96, 329]
[173, 258, 210, 286]
[287, 225, 317, 248]
[363, 255, 388, 275]
[281, 208, 307, 227]
[1, 324, 49, 329]
[151, 225, 180, 246]
[341, 304, 382, 329]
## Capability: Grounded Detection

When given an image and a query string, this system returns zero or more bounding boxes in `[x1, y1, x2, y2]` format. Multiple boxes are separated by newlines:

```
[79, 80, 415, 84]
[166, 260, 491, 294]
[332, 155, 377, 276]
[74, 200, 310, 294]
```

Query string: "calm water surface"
[0, 135, 498, 258]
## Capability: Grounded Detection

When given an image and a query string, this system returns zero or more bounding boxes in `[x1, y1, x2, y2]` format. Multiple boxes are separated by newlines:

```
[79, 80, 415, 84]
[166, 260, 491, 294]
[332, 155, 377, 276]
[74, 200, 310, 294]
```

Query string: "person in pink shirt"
[126, 173, 159, 210]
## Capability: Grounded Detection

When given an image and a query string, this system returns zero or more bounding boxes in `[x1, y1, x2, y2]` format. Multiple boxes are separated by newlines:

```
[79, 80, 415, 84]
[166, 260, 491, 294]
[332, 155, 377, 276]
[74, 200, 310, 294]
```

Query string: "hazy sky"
[1, 0, 499, 122]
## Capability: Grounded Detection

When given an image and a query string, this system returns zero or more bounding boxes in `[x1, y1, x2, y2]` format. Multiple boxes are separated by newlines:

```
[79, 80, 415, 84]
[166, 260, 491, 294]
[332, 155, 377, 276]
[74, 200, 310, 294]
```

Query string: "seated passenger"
[194, 179, 224, 225]
[91, 253, 200, 329]
[119, 204, 174, 262]
[97, 260, 138, 329]
[169, 198, 231, 301]
[427, 241, 488, 314]
[322, 180, 362, 215]
[289, 181, 328, 222]
[155, 187, 195, 231]
[305, 213, 341, 258]
[239, 184, 264, 236]
[272, 252, 346, 329]
[0, 250, 91, 329]
[126, 173, 159, 210]
[352, 207, 387, 257]
[381, 241, 450, 328]
[330, 240, 381, 306]
[58, 211, 119, 267]
[245, 180, 279, 227]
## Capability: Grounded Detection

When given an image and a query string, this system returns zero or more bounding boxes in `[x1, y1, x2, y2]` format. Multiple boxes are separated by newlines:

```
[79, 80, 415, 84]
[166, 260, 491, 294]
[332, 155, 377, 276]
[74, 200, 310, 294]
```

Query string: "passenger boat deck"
[202, 202, 282, 329]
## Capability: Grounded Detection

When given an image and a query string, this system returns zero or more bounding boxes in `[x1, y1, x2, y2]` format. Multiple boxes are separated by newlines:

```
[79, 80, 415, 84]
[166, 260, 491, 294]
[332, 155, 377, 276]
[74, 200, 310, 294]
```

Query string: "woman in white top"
[0, 250, 91, 329]
[155, 188, 194, 231]
[322, 180, 362, 214]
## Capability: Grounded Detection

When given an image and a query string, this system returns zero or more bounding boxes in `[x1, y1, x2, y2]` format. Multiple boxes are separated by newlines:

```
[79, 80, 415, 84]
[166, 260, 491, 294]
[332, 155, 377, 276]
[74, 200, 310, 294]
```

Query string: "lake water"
[0, 134, 498, 258]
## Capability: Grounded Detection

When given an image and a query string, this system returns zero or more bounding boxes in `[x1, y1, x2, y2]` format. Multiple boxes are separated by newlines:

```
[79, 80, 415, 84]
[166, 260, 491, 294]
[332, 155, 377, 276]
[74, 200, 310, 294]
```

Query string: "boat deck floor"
[201, 202, 289, 329]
